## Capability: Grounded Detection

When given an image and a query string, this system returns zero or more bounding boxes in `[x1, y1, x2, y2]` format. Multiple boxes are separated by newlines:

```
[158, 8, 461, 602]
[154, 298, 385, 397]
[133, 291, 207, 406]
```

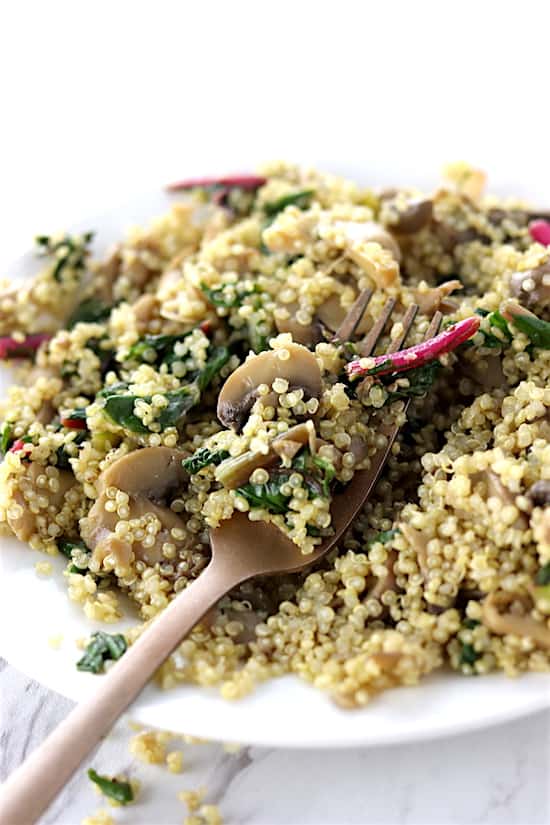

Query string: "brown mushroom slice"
[391, 199, 433, 235]
[215, 422, 313, 489]
[411, 280, 463, 317]
[482, 591, 550, 650]
[97, 446, 187, 500]
[8, 464, 77, 543]
[82, 447, 190, 568]
[367, 549, 397, 601]
[274, 304, 323, 346]
[510, 262, 550, 310]
[485, 471, 528, 529]
[335, 220, 402, 262]
[526, 480, 550, 508]
[217, 343, 322, 431]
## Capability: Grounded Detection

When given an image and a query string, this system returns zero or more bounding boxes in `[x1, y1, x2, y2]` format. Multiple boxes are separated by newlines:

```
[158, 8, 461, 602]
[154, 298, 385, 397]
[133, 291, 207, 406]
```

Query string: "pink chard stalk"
[0, 333, 51, 360]
[346, 316, 480, 380]
[166, 174, 267, 193]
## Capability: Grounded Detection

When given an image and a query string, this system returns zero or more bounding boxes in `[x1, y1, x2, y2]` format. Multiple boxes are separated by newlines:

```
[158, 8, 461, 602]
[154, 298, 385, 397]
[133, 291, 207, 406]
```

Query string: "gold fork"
[0, 296, 441, 825]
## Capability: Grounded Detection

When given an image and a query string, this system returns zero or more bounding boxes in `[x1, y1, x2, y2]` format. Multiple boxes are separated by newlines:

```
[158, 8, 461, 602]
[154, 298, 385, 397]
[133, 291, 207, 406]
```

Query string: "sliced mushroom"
[411, 280, 463, 317]
[215, 422, 314, 489]
[485, 472, 528, 529]
[217, 343, 322, 431]
[400, 523, 429, 579]
[510, 262, 550, 310]
[526, 480, 550, 508]
[482, 590, 550, 649]
[81, 447, 190, 568]
[386, 198, 433, 235]
[7, 463, 77, 542]
[367, 549, 397, 602]
[274, 304, 323, 346]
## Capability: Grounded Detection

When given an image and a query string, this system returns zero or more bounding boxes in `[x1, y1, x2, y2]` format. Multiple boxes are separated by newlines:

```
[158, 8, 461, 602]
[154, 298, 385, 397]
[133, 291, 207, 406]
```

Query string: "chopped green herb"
[87, 769, 134, 805]
[264, 189, 315, 217]
[76, 631, 127, 674]
[459, 642, 480, 667]
[35, 231, 94, 283]
[68, 298, 112, 328]
[535, 563, 550, 587]
[1, 422, 13, 454]
[183, 447, 230, 474]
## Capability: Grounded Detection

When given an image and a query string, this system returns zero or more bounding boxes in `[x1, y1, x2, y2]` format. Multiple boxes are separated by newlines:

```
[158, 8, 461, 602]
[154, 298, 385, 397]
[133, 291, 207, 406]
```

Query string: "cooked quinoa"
[0, 161, 549, 708]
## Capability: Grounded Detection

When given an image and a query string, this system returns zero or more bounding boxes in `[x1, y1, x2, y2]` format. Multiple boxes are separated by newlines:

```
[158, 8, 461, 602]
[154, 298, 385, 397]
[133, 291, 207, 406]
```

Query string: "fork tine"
[331, 288, 372, 343]
[357, 297, 396, 356]
[425, 310, 443, 339]
[386, 303, 418, 353]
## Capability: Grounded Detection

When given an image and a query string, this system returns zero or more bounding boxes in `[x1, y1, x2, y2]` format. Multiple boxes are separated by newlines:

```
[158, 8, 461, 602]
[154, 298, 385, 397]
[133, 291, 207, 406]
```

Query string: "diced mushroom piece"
[482, 591, 550, 649]
[215, 422, 314, 489]
[411, 280, 463, 317]
[526, 480, 550, 508]
[335, 221, 401, 289]
[400, 523, 429, 578]
[217, 343, 322, 431]
[510, 262, 550, 310]
[7, 463, 77, 543]
[485, 472, 528, 529]
[367, 549, 397, 601]
[81, 447, 190, 568]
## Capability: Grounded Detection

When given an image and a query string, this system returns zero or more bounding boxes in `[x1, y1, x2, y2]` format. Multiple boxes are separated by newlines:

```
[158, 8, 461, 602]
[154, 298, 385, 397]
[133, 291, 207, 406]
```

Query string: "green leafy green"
[157, 387, 200, 428]
[509, 311, 550, 349]
[535, 563, 550, 587]
[292, 449, 335, 497]
[1, 422, 13, 454]
[182, 447, 230, 474]
[385, 361, 440, 402]
[103, 395, 150, 434]
[196, 345, 230, 391]
[247, 323, 271, 354]
[367, 528, 400, 547]
[264, 189, 315, 217]
[200, 281, 260, 309]
[58, 538, 90, 573]
[87, 769, 134, 805]
[459, 642, 480, 667]
[463, 618, 480, 630]
[236, 476, 292, 514]
[35, 231, 94, 282]
[56, 430, 87, 469]
[68, 298, 112, 328]
[127, 333, 191, 365]
[475, 309, 512, 348]
[76, 632, 127, 674]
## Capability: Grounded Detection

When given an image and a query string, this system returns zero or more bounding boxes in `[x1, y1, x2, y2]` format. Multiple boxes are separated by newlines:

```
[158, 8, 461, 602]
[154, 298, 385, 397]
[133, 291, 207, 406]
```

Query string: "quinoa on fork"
[0, 160, 549, 709]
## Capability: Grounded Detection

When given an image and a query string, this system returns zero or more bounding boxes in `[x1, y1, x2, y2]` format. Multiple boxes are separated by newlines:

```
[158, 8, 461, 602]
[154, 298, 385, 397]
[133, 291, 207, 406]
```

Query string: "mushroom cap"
[97, 446, 187, 502]
[217, 343, 322, 431]
[510, 262, 550, 309]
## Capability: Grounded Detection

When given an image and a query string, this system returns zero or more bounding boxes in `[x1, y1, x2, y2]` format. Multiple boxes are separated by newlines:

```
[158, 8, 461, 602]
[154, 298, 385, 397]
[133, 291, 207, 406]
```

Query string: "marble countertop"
[1, 658, 548, 825]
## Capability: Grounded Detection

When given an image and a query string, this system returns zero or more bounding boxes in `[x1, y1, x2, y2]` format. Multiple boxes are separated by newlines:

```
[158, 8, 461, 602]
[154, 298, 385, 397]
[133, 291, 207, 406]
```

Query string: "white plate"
[0, 188, 549, 749]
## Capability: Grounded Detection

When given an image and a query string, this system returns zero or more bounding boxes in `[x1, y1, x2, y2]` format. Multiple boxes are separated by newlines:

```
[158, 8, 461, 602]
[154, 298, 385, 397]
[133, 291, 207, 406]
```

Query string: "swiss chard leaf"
[35, 231, 94, 282]
[200, 281, 260, 309]
[103, 395, 150, 434]
[535, 563, 550, 587]
[292, 449, 335, 498]
[236, 476, 292, 514]
[182, 447, 230, 474]
[510, 312, 550, 349]
[127, 332, 191, 365]
[264, 189, 315, 217]
[76, 631, 127, 673]
[459, 642, 480, 667]
[68, 298, 112, 328]
[1, 422, 13, 454]
[88, 769, 133, 805]
[196, 345, 230, 392]
[157, 387, 200, 428]
[367, 528, 400, 547]
[475, 308, 512, 348]
[385, 361, 440, 402]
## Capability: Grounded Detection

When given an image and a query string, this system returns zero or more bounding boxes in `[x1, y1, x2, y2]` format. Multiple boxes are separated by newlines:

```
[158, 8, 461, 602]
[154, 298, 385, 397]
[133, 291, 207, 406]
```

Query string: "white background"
[1, 2, 550, 823]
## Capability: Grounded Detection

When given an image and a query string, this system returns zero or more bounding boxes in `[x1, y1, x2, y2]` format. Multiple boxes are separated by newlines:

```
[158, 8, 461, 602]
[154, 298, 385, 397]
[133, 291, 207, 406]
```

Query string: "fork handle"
[0, 558, 243, 825]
